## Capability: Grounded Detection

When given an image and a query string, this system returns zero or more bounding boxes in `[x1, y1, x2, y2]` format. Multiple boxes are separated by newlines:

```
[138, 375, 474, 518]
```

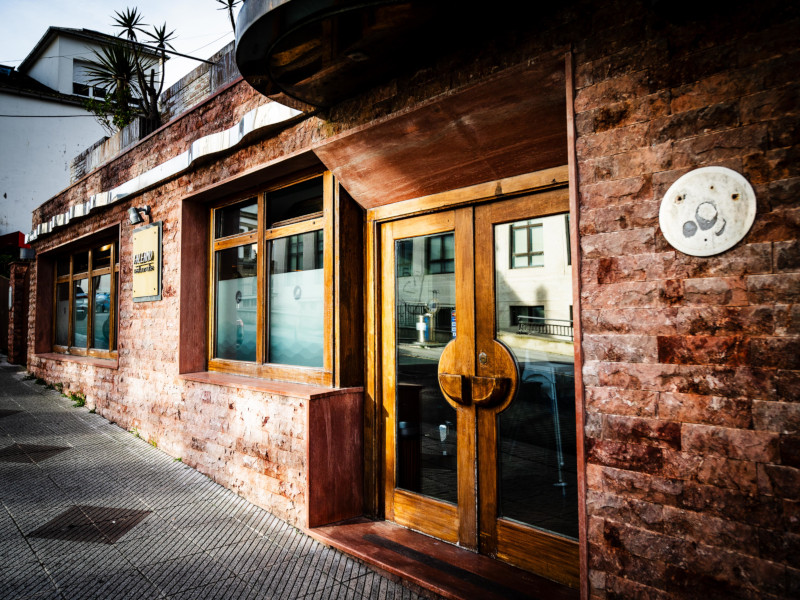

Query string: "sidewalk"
[0, 358, 426, 600]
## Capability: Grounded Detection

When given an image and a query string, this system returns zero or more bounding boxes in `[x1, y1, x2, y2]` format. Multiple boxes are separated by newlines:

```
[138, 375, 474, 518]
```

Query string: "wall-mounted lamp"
[128, 205, 151, 225]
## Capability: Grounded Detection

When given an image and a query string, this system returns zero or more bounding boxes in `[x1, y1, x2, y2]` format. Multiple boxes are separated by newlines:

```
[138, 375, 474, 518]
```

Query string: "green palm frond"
[82, 44, 142, 98]
[216, 0, 243, 33]
[146, 23, 177, 51]
[112, 7, 148, 42]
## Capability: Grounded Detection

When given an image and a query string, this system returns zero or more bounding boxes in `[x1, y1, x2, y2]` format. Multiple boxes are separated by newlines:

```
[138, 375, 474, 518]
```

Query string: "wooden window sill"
[35, 352, 119, 369]
[180, 371, 362, 400]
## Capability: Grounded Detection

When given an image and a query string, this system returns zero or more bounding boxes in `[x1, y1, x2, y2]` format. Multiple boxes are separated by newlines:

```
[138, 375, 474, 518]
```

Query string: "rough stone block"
[682, 423, 779, 462]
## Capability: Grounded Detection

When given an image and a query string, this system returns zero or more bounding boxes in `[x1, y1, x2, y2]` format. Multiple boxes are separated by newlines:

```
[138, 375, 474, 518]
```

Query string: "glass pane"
[55, 283, 69, 346]
[531, 224, 544, 251]
[93, 244, 112, 269]
[268, 231, 323, 367]
[113, 272, 118, 350]
[56, 257, 70, 277]
[214, 198, 258, 238]
[73, 251, 89, 274]
[266, 177, 323, 228]
[214, 245, 257, 361]
[73, 278, 88, 348]
[495, 213, 577, 539]
[395, 234, 457, 504]
[513, 226, 528, 252]
[91, 274, 111, 349]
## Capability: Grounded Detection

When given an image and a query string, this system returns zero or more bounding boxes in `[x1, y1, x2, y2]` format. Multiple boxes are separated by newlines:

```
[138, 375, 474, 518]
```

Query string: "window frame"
[52, 240, 119, 359]
[509, 220, 544, 269]
[207, 171, 335, 386]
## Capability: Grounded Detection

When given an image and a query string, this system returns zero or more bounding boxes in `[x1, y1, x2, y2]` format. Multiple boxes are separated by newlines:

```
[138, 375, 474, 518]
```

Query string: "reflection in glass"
[395, 234, 457, 504]
[214, 245, 257, 361]
[73, 278, 88, 348]
[495, 213, 577, 539]
[215, 198, 258, 238]
[73, 251, 89, 274]
[55, 283, 69, 346]
[268, 231, 323, 367]
[91, 274, 111, 349]
[93, 244, 112, 269]
[266, 177, 323, 228]
[56, 257, 70, 277]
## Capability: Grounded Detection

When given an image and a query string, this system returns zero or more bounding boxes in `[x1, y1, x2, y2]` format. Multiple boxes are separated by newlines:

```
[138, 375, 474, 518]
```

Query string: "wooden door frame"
[363, 159, 585, 592]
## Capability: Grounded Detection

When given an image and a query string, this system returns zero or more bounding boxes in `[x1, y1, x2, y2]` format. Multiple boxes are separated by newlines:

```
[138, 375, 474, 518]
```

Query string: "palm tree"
[216, 0, 243, 34]
[82, 7, 175, 134]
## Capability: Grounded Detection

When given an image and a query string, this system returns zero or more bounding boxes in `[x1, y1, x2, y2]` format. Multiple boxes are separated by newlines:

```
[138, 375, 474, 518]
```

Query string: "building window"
[397, 240, 413, 277]
[53, 240, 119, 357]
[72, 61, 106, 98]
[425, 233, 455, 274]
[209, 174, 332, 380]
[510, 221, 544, 268]
[510, 305, 544, 328]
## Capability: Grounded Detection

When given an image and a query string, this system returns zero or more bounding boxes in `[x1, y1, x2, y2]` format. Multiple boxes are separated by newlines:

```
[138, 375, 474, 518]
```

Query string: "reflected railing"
[517, 316, 573, 340]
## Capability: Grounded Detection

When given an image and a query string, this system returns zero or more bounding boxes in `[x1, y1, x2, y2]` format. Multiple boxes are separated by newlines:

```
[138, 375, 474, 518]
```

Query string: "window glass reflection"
[72, 278, 88, 348]
[55, 283, 69, 346]
[495, 213, 577, 539]
[214, 244, 257, 361]
[91, 274, 111, 350]
[268, 231, 323, 367]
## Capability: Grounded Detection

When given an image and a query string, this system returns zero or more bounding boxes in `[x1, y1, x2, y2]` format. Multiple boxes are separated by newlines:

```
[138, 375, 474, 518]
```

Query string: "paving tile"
[141, 552, 235, 597]
[115, 527, 204, 567]
[0, 562, 61, 600]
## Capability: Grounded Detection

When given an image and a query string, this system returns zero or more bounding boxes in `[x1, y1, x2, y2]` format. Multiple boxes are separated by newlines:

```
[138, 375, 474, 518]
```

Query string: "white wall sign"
[659, 166, 756, 257]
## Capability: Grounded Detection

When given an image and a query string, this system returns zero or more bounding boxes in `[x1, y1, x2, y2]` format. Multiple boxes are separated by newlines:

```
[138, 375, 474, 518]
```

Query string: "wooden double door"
[381, 189, 579, 587]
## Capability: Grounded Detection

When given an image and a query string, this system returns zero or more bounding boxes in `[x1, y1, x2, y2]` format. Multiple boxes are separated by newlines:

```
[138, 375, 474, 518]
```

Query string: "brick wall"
[573, 4, 799, 599]
[8, 261, 30, 365]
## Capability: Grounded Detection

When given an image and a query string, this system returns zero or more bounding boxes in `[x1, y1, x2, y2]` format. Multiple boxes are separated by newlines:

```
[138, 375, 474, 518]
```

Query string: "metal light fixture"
[128, 205, 151, 225]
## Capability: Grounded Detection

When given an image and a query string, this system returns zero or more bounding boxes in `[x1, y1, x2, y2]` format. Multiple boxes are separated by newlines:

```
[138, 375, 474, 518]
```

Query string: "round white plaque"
[659, 166, 756, 257]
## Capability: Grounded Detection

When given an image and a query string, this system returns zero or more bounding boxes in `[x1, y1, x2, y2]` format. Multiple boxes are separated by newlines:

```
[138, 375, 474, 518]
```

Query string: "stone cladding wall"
[571, 5, 800, 599]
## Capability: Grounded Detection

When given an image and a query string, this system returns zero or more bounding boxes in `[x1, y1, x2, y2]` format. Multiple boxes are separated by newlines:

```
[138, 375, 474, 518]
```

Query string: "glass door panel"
[394, 233, 457, 504]
[494, 214, 577, 539]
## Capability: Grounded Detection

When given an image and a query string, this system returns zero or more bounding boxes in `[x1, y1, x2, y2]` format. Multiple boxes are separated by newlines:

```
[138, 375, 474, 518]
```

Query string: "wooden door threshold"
[307, 519, 579, 600]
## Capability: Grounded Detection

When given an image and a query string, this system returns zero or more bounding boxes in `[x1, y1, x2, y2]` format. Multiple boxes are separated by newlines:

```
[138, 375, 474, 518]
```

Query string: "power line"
[0, 113, 96, 118]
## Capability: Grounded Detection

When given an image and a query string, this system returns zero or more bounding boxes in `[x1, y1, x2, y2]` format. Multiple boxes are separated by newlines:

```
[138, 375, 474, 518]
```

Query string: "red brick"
[758, 464, 800, 499]
[661, 505, 758, 554]
[580, 175, 654, 210]
[584, 334, 658, 363]
[683, 277, 749, 306]
[662, 450, 758, 493]
[657, 335, 748, 366]
[753, 401, 800, 434]
[671, 125, 770, 170]
[587, 438, 664, 474]
[586, 387, 658, 417]
[579, 201, 660, 236]
[602, 416, 682, 450]
[658, 392, 752, 429]
[747, 207, 800, 244]
[582, 280, 683, 309]
[748, 336, 800, 370]
[586, 490, 665, 532]
[574, 70, 653, 112]
[581, 228, 656, 259]
[776, 240, 800, 274]
[682, 423, 779, 462]
[780, 435, 800, 468]
[676, 305, 778, 336]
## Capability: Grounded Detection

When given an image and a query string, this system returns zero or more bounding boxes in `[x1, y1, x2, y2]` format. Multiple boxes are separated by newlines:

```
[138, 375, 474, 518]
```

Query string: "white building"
[0, 28, 161, 238]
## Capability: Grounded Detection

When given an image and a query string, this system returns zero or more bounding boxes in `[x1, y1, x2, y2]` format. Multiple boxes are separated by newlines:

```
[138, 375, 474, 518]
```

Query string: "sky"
[0, 0, 242, 88]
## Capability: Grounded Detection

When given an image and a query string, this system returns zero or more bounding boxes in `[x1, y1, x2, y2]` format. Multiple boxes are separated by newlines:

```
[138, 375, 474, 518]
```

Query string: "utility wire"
[0, 113, 96, 118]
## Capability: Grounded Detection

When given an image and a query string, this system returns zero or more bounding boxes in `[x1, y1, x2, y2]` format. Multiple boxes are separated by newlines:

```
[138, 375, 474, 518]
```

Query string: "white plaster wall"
[495, 212, 573, 332]
[0, 92, 106, 235]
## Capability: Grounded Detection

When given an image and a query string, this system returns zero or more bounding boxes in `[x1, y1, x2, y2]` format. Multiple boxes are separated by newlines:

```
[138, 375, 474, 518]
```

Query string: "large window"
[209, 174, 333, 382]
[53, 239, 119, 357]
